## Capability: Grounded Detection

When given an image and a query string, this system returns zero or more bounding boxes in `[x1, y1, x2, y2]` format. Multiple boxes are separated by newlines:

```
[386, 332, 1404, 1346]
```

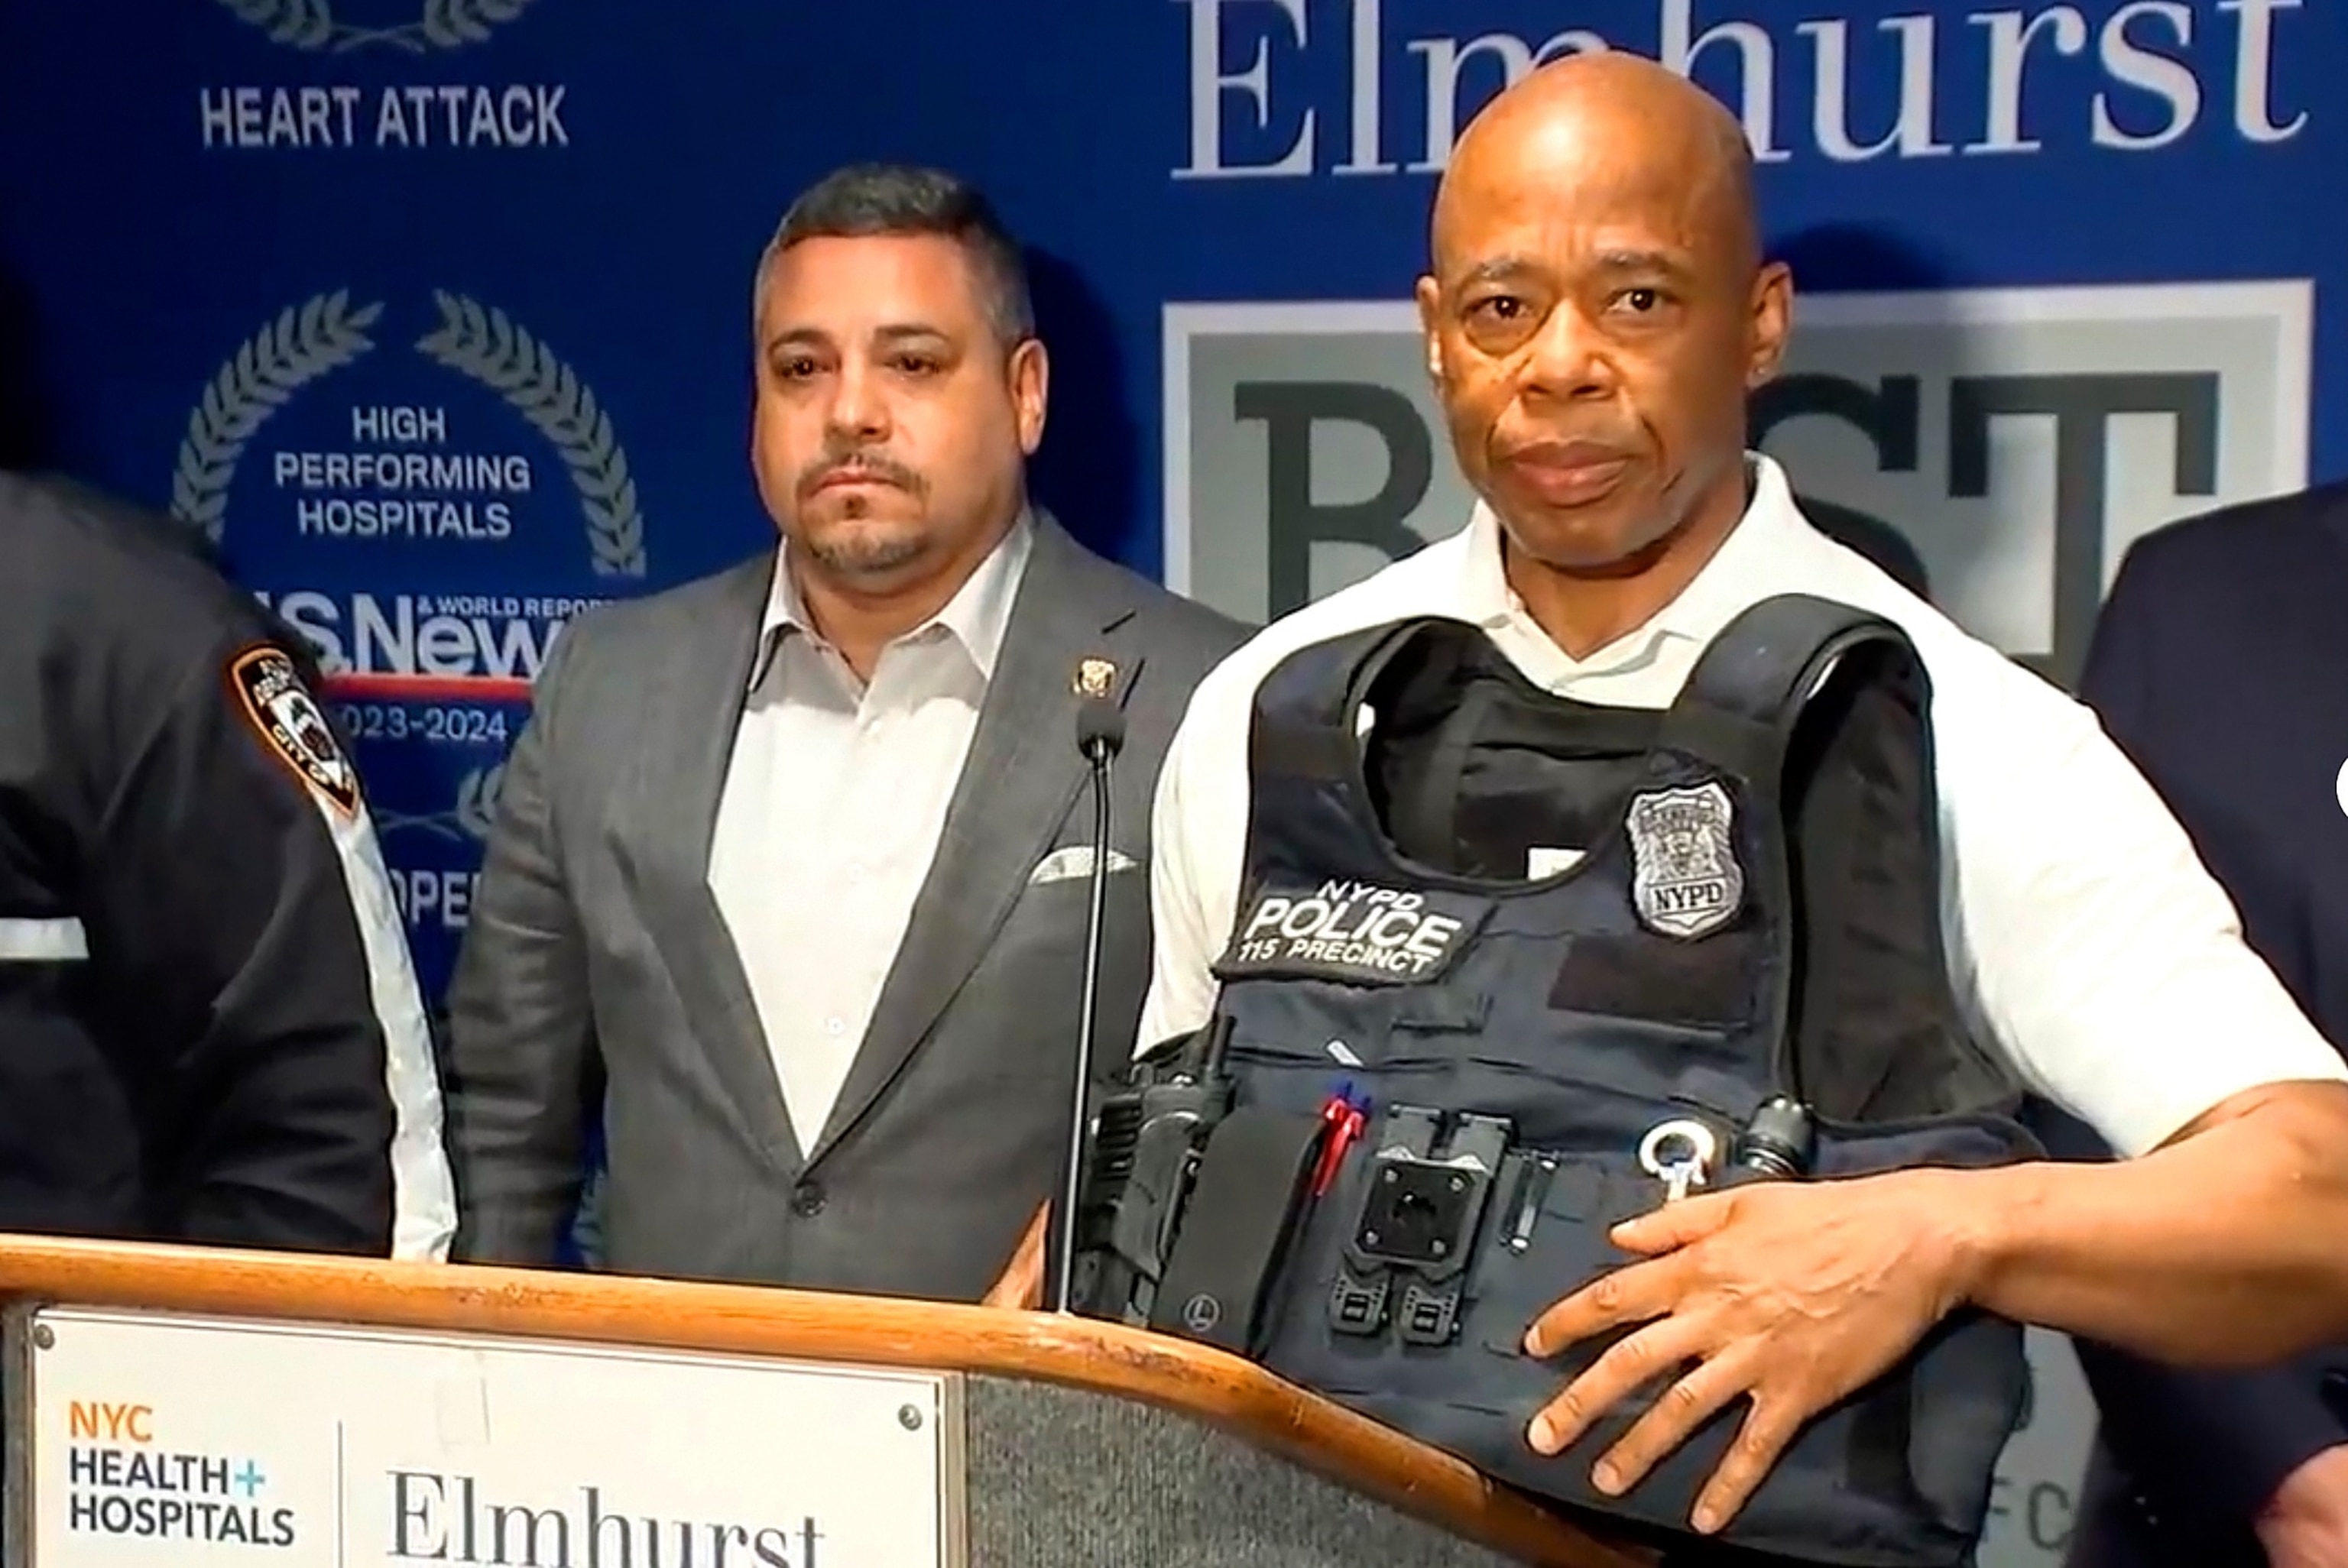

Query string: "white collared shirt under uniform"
[708, 520, 1033, 1146]
[1137, 455, 2348, 1158]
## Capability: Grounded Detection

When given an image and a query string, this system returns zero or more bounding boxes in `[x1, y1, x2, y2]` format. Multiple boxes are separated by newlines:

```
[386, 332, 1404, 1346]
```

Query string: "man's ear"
[1416, 274, 1445, 384]
[1010, 335, 1049, 455]
[1747, 261, 1794, 389]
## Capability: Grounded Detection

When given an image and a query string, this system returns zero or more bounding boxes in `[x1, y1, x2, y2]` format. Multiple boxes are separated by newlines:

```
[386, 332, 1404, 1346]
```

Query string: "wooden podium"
[0, 1236, 1652, 1568]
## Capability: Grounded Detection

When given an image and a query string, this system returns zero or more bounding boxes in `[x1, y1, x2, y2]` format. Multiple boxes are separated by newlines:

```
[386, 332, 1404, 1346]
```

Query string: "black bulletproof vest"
[1164, 595, 2042, 1566]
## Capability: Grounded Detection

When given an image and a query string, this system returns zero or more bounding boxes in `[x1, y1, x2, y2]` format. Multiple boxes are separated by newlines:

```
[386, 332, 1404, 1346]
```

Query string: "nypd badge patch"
[229, 646, 361, 817]
[1626, 780, 1744, 939]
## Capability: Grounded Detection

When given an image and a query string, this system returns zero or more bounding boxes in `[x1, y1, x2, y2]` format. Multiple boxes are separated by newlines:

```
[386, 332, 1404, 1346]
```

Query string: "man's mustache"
[798, 449, 926, 499]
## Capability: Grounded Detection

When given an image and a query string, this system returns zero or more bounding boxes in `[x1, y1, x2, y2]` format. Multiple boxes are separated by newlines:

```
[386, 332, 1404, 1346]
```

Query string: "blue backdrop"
[7, 0, 2330, 998]
[2, 5, 2340, 1559]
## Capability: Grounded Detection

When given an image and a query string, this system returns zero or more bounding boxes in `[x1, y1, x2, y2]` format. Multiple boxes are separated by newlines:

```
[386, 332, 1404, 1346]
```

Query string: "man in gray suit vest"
[443, 164, 1247, 1302]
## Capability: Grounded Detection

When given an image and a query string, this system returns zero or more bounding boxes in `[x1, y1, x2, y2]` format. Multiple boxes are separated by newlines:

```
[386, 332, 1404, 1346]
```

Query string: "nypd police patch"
[1626, 780, 1744, 940]
[1212, 876, 1491, 987]
[229, 645, 361, 818]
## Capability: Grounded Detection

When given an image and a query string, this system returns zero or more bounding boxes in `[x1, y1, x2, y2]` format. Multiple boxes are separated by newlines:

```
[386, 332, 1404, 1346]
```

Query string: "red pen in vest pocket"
[1311, 1093, 1367, 1196]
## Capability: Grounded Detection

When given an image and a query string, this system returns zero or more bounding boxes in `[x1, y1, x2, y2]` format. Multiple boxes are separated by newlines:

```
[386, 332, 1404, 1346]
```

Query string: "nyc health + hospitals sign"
[10, 1307, 962, 1566]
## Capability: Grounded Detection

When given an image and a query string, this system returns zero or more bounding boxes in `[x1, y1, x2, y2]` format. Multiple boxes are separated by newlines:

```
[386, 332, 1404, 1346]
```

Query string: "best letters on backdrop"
[3, 4, 2341, 1561]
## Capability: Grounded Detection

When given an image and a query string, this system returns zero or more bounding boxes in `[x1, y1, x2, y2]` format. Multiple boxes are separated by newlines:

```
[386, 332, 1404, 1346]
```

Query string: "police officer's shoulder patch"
[1212, 875, 1492, 987]
[227, 644, 361, 818]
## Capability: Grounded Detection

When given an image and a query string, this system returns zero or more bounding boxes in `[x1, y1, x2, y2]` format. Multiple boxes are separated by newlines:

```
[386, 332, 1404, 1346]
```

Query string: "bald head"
[1437, 53, 1761, 283]
[1411, 50, 1791, 594]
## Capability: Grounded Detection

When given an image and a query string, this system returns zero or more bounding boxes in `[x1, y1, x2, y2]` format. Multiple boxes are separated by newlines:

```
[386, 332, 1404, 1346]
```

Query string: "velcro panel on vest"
[1147, 1104, 1327, 1354]
[1213, 876, 1493, 988]
[1549, 928, 1764, 1032]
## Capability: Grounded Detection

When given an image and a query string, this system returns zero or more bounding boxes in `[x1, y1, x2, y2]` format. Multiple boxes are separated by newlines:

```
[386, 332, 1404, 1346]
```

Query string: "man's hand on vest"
[1516, 1166, 1982, 1535]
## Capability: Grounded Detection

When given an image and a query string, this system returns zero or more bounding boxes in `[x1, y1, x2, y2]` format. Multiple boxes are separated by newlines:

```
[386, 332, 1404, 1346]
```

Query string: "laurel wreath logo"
[417, 291, 647, 579]
[455, 763, 505, 839]
[172, 291, 384, 546]
[214, 0, 540, 53]
[171, 289, 647, 579]
[375, 764, 505, 843]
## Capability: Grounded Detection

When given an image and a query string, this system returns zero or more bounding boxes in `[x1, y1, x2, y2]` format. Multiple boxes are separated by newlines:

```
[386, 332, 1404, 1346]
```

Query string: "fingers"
[1691, 1395, 1808, 1534]
[1609, 1187, 1737, 1255]
[1542, 1333, 1811, 1538]
[980, 1263, 1028, 1309]
[1524, 1252, 1682, 1358]
[1592, 1339, 1763, 1496]
[1529, 1309, 1716, 1456]
[984, 1203, 1049, 1310]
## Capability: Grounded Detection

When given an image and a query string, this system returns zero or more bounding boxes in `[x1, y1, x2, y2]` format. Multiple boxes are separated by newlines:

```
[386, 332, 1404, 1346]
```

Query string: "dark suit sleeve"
[85, 634, 454, 1256]
[2068, 538, 2345, 1527]
[443, 624, 601, 1264]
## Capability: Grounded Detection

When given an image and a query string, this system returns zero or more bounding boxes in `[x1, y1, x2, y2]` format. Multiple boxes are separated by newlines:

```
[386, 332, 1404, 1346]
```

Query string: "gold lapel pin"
[1073, 656, 1117, 700]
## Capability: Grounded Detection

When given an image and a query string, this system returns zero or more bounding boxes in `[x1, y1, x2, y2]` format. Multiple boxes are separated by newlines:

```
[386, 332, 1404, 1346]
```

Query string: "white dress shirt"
[1138, 455, 2348, 1158]
[709, 519, 1033, 1146]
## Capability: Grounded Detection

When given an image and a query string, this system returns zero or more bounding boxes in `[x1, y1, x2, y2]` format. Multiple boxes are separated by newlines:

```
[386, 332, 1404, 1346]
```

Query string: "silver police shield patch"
[1626, 781, 1744, 939]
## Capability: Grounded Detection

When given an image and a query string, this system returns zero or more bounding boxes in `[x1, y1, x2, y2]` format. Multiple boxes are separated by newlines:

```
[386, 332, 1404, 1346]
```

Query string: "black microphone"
[1052, 695, 1127, 1312]
[1076, 698, 1126, 766]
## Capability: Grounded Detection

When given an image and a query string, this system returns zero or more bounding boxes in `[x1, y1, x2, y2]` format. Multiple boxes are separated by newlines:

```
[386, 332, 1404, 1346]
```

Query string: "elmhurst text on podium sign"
[4, 1307, 966, 1567]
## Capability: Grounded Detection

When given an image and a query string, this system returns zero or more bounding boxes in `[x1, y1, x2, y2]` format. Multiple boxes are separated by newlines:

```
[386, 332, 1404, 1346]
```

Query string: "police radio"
[1066, 1018, 1236, 1324]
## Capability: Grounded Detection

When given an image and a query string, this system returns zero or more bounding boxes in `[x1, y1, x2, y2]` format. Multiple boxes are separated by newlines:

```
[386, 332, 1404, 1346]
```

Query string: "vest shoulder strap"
[1656, 593, 1923, 791]
[1246, 615, 1484, 788]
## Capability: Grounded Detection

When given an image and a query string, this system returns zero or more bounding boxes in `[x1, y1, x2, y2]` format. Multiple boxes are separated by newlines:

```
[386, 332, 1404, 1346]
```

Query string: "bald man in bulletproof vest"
[1055, 53, 2348, 1568]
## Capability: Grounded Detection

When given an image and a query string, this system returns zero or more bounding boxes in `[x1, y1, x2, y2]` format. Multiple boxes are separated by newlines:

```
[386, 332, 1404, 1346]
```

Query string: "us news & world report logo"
[203, 0, 569, 151]
[1164, 279, 2311, 687]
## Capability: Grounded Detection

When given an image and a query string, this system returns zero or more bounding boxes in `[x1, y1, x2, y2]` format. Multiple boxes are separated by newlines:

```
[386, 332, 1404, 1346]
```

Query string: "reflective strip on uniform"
[289, 791, 457, 1262]
[0, 917, 88, 961]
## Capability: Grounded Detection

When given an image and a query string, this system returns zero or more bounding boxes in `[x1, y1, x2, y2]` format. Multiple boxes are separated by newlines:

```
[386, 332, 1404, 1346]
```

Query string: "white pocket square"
[1030, 845, 1137, 885]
